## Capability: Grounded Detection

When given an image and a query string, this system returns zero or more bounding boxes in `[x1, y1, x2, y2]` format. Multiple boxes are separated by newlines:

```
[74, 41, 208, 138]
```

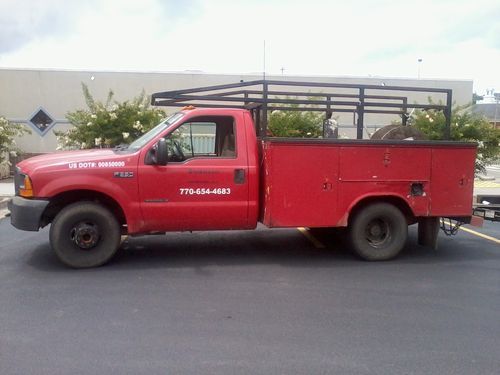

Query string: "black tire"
[348, 203, 407, 261]
[49, 202, 121, 268]
[370, 125, 427, 140]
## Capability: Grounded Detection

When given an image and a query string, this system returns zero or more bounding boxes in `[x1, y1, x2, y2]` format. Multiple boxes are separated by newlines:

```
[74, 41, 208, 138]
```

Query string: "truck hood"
[17, 149, 127, 174]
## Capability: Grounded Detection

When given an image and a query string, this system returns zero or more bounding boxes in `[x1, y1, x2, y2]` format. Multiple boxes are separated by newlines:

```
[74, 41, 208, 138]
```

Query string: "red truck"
[8, 80, 477, 268]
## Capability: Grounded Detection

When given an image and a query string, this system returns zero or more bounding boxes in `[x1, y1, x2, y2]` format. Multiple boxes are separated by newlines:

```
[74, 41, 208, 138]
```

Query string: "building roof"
[471, 103, 500, 121]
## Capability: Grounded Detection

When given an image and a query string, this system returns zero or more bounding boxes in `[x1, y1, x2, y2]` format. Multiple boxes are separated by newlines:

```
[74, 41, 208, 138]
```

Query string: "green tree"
[55, 83, 166, 149]
[412, 102, 500, 173]
[0, 116, 30, 167]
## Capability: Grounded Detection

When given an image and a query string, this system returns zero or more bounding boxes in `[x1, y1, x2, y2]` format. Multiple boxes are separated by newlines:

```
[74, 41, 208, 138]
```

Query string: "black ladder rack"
[151, 79, 452, 140]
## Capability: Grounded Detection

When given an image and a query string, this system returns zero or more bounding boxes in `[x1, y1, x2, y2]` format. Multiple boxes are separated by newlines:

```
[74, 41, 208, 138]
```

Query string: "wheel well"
[348, 196, 416, 225]
[41, 190, 127, 228]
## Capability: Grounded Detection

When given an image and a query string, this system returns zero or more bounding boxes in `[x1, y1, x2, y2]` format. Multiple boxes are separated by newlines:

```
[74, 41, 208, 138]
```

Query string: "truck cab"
[137, 108, 259, 232]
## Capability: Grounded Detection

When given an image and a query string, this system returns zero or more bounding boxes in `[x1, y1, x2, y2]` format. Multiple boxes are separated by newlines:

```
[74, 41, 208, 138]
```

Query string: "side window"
[166, 116, 235, 162]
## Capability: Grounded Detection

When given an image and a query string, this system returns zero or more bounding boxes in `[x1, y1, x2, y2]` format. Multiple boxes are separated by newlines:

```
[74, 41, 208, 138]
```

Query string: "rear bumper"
[8, 196, 49, 231]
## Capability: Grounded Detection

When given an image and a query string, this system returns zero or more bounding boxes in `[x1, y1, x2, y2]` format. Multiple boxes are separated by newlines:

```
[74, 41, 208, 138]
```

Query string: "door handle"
[234, 169, 246, 184]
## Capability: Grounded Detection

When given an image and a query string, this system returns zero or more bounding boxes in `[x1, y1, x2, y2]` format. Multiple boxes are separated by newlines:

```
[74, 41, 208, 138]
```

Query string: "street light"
[417, 58, 423, 79]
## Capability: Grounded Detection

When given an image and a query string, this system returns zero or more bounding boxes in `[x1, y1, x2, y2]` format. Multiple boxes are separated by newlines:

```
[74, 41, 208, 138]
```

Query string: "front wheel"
[348, 203, 407, 261]
[49, 202, 121, 268]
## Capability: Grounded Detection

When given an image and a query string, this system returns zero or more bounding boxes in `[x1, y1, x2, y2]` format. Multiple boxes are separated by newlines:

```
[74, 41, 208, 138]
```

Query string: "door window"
[166, 116, 236, 162]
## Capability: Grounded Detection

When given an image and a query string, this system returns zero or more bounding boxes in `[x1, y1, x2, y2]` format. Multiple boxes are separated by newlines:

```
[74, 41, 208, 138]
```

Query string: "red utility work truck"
[8, 80, 477, 268]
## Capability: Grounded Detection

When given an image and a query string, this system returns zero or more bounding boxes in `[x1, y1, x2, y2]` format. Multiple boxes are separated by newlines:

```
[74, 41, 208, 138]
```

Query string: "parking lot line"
[460, 226, 500, 245]
[297, 227, 326, 249]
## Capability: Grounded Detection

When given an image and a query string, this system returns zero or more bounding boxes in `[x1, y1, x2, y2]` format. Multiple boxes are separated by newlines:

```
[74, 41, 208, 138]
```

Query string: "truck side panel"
[338, 145, 431, 182]
[429, 147, 475, 216]
[261, 142, 339, 227]
[335, 145, 432, 225]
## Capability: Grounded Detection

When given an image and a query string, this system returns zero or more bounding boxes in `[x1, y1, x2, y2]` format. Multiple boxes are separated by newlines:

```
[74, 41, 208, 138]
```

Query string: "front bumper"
[8, 196, 49, 231]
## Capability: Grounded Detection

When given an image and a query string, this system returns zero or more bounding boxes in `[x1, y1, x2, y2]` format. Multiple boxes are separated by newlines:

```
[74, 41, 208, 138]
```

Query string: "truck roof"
[179, 107, 249, 115]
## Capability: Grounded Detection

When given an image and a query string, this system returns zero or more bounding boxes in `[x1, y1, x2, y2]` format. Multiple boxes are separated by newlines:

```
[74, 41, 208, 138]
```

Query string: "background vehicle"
[9, 80, 478, 268]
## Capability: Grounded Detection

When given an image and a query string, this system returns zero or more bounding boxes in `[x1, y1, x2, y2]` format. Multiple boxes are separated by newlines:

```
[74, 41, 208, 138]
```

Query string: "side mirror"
[156, 138, 168, 165]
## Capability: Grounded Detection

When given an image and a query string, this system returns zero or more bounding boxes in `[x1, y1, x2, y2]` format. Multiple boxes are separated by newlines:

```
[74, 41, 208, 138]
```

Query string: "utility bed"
[261, 138, 476, 228]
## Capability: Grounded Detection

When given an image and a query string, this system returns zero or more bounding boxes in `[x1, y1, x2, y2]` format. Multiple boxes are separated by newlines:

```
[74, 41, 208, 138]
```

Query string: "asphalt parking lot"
[0, 217, 499, 375]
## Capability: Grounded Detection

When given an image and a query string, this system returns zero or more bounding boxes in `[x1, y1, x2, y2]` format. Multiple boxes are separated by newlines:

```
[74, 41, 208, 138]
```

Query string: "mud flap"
[418, 217, 440, 250]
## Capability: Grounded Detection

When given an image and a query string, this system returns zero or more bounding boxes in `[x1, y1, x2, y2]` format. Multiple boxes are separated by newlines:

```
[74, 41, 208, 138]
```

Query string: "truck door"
[138, 114, 249, 231]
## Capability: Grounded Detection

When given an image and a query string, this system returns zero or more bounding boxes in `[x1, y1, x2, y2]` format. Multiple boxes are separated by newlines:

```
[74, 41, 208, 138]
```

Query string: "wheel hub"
[70, 222, 100, 249]
[366, 219, 390, 247]
[369, 225, 382, 237]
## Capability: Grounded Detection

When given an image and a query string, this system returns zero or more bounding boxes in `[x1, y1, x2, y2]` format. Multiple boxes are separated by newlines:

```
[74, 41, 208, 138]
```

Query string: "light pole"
[417, 58, 423, 79]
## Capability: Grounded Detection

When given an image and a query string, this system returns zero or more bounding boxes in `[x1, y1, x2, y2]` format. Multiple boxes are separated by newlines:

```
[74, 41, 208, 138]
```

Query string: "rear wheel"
[49, 202, 121, 268]
[348, 203, 407, 261]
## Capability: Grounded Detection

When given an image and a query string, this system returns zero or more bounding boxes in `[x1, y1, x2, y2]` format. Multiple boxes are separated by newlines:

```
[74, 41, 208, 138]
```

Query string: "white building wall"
[0, 68, 473, 153]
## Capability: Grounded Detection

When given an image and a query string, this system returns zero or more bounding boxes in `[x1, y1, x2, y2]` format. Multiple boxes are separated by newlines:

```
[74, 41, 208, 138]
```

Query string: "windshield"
[128, 112, 185, 151]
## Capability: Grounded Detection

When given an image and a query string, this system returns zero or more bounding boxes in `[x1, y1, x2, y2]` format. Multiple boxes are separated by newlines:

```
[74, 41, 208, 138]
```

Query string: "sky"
[0, 0, 499, 94]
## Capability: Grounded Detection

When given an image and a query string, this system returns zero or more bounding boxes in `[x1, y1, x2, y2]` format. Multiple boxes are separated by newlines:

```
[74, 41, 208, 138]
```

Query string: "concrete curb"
[0, 197, 10, 211]
[0, 198, 9, 220]
[477, 175, 496, 181]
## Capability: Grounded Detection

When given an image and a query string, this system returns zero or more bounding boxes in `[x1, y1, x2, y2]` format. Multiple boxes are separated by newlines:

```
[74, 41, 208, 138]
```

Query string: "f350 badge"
[113, 171, 134, 178]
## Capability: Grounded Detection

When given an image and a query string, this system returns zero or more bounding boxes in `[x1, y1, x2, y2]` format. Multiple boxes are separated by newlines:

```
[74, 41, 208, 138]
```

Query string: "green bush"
[268, 101, 324, 138]
[0, 116, 30, 166]
[55, 83, 166, 149]
[412, 101, 500, 173]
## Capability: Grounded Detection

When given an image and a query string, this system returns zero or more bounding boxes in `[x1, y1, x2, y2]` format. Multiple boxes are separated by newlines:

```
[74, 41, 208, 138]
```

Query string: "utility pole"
[263, 40, 266, 80]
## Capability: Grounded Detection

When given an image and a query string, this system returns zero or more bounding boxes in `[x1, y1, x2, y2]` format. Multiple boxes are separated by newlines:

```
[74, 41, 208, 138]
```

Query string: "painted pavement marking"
[297, 227, 326, 249]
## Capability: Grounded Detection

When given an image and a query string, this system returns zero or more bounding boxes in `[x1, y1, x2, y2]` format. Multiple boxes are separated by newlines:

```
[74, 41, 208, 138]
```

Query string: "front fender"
[37, 175, 143, 233]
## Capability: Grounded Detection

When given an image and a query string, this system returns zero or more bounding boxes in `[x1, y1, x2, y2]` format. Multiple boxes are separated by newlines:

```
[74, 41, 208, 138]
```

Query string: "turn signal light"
[19, 175, 34, 198]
